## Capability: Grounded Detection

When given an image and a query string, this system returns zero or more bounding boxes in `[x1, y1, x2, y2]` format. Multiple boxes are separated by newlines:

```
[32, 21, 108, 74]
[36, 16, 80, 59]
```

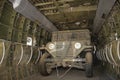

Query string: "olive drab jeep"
[39, 29, 93, 77]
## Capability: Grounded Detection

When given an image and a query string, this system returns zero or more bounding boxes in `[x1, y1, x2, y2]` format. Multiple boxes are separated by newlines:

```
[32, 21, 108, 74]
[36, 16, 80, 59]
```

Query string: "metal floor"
[23, 67, 114, 80]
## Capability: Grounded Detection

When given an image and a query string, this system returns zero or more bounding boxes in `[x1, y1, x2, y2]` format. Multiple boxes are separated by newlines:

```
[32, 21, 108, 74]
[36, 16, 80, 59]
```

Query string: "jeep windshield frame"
[52, 30, 91, 42]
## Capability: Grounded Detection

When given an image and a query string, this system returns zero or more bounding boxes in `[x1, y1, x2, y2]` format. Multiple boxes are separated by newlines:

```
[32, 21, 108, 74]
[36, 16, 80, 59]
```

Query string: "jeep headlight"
[75, 43, 81, 49]
[48, 43, 55, 50]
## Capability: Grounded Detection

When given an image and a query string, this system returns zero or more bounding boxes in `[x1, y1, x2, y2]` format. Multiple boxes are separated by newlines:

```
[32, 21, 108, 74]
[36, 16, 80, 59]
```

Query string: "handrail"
[35, 50, 41, 64]
[117, 40, 120, 60]
[105, 45, 113, 64]
[26, 46, 33, 64]
[0, 42, 5, 64]
[17, 45, 24, 65]
[110, 44, 117, 65]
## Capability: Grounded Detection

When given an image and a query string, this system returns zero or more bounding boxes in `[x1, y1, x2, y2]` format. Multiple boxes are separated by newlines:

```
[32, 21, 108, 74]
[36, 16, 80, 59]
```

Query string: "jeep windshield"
[52, 30, 90, 42]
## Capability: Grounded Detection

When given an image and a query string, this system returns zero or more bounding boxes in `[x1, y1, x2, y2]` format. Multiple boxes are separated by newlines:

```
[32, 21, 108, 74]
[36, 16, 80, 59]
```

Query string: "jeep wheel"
[39, 53, 52, 76]
[85, 52, 93, 77]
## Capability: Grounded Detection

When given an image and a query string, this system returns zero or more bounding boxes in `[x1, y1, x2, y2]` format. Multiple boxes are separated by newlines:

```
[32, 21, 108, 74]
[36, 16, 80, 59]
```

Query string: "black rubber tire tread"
[85, 52, 93, 78]
[39, 53, 52, 76]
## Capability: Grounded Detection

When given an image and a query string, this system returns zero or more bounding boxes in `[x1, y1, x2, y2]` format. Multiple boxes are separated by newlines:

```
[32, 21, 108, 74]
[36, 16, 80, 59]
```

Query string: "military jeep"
[39, 29, 93, 77]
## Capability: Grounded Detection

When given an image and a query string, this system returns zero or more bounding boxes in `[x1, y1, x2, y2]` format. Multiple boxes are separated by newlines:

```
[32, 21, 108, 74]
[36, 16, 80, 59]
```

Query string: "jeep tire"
[39, 53, 52, 76]
[85, 52, 93, 77]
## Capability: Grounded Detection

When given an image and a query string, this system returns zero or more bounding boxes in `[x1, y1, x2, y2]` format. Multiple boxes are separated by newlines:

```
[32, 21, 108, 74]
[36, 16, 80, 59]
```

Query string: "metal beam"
[53, 0, 68, 22]
[44, 5, 97, 15]
[9, 0, 58, 32]
[35, 2, 54, 6]
[35, 0, 74, 6]
[40, 6, 65, 11]
[93, 0, 116, 34]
